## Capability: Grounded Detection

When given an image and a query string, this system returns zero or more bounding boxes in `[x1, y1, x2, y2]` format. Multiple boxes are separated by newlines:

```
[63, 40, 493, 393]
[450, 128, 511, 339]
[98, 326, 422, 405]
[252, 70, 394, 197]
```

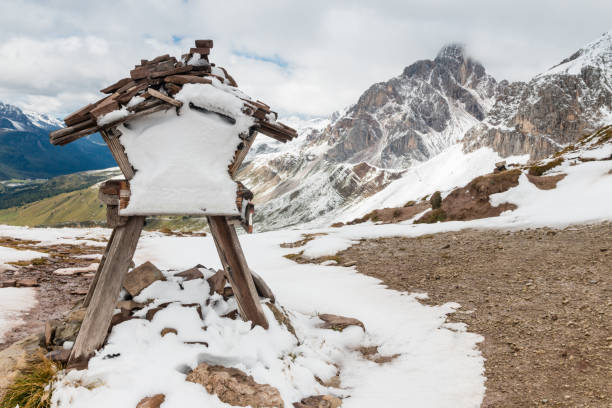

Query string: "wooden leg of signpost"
[83, 228, 116, 307]
[69, 216, 145, 365]
[207, 216, 269, 329]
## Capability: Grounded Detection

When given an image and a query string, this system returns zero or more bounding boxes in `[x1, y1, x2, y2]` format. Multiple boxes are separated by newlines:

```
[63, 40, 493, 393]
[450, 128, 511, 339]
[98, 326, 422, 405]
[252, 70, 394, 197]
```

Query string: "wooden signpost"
[49, 39, 297, 364]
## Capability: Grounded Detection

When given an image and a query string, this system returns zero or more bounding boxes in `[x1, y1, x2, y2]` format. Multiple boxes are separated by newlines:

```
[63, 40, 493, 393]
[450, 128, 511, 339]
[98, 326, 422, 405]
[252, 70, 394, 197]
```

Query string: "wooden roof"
[49, 39, 297, 146]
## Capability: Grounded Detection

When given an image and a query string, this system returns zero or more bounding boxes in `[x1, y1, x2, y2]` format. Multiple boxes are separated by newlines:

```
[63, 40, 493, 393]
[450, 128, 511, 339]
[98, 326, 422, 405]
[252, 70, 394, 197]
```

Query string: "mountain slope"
[237, 44, 503, 230]
[239, 32, 612, 230]
[463, 31, 612, 159]
[0, 102, 116, 180]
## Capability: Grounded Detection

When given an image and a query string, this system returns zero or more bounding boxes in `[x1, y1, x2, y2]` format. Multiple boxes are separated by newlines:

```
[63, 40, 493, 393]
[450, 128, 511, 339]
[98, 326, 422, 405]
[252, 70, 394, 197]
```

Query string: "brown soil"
[342, 201, 430, 226]
[527, 174, 567, 190]
[0, 237, 105, 351]
[331, 223, 611, 407]
[416, 169, 521, 224]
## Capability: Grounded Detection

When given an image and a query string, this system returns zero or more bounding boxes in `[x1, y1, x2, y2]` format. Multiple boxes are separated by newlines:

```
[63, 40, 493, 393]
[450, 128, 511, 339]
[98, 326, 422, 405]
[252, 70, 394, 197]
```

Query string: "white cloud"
[0, 0, 610, 117]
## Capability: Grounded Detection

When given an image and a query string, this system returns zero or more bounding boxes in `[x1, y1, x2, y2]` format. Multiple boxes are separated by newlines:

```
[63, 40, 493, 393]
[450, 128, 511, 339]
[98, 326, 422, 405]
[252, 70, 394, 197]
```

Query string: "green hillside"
[0, 186, 106, 227]
[0, 168, 121, 209]
[0, 184, 209, 231]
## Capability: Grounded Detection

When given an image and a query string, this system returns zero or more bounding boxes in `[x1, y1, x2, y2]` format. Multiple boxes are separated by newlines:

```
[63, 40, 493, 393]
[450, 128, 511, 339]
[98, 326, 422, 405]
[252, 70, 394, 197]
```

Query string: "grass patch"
[0, 356, 60, 408]
[527, 157, 564, 176]
[403, 200, 416, 207]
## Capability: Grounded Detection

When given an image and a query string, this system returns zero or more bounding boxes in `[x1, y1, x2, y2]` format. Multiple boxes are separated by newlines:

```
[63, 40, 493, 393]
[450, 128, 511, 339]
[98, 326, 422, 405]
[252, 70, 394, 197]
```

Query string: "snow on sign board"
[49, 39, 298, 217]
[118, 83, 254, 216]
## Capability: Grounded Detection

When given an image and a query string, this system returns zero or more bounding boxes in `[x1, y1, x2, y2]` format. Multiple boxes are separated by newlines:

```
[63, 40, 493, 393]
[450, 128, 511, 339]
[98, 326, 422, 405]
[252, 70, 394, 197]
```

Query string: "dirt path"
[335, 223, 611, 407]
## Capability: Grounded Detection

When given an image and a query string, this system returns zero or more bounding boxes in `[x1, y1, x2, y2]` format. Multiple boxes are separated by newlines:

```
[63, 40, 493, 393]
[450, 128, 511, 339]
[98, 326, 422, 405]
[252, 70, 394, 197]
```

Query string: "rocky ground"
[0, 237, 103, 351]
[332, 222, 611, 407]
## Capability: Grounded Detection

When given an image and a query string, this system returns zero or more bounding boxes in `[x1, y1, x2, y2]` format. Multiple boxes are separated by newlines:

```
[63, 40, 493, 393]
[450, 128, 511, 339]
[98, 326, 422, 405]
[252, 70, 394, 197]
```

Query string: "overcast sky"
[0, 0, 610, 118]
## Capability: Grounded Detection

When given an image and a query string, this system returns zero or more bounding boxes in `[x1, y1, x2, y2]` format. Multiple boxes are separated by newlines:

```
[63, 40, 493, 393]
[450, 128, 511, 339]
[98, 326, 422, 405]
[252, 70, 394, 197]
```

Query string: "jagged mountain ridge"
[463, 31, 612, 159]
[241, 32, 612, 230]
[238, 43, 503, 230]
[0, 101, 115, 180]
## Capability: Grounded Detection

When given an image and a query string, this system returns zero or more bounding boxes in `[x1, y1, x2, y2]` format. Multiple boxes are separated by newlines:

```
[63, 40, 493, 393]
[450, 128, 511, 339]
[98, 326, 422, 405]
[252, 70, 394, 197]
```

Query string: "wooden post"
[207, 216, 269, 329]
[69, 216, 145, 364]
[83, 228, 116, 307]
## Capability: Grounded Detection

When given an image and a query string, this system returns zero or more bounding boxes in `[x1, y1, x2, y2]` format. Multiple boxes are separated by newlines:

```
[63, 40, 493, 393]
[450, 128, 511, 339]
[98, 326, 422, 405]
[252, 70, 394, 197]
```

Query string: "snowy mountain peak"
[0, 101, 62, 131]
[435, 43, 467, 62]
[541, 29, 612, 77]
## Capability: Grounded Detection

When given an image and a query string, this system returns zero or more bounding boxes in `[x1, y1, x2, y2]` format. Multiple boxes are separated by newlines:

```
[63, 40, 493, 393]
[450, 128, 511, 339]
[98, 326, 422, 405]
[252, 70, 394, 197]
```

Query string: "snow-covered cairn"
[49, 39, 297, 365]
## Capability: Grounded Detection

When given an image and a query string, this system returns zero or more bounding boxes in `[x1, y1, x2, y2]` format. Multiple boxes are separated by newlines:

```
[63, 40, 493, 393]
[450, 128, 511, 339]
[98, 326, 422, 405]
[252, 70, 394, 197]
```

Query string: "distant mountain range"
[239, 30, 612, 230]
[0, 102, 115, 180]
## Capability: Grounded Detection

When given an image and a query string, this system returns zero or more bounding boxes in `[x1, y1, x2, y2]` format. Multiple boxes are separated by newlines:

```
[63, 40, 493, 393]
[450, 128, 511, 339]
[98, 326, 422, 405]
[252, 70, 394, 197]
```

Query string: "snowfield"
[0, 287, 37, 343]
[45, 228, 485, 408]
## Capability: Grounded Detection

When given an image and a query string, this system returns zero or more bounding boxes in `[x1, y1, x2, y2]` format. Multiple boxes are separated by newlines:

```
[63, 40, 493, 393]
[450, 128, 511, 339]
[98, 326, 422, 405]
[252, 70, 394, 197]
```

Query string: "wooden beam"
[69, 216, 145, 363]
[207, 216, 269, 329]
[101, 128, 136, 180]
[229, 131, 257, 177]
[83, 228, 116, 307]
[147, 88, 183, 108]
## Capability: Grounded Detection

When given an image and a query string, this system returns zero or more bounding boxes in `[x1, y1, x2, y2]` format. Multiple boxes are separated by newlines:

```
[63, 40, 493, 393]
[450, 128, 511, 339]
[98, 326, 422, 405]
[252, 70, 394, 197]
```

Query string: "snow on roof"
[48, 39, 298, 216]
[49, 39, 297, 146]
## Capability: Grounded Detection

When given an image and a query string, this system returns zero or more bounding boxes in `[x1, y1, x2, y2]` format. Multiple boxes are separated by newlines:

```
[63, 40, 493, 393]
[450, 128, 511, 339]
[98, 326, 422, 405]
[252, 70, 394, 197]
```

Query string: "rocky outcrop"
[240, 32, 611, 232]
[325, 44, 499, 168]
[464, 31, 612, 159]
[186, 362, 284, 407]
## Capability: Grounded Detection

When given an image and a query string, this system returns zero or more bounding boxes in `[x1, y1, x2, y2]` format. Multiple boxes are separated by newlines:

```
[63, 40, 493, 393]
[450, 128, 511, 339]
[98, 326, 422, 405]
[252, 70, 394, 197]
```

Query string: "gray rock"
[123, 261, 164, 297]
[186, 362, 284, 407]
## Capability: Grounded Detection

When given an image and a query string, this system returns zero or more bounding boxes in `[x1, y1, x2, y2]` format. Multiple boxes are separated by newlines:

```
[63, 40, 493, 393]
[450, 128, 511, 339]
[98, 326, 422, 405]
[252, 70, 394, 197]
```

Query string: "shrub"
[1, 356, 60, 408]
[403, 200, 416, 207]
[392, 209, 402, 218]
[430, 191, 442, 209]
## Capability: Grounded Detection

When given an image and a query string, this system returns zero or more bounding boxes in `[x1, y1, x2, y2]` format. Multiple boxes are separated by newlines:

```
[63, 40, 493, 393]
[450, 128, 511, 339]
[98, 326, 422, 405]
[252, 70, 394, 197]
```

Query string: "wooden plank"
[150, 65, 192, 78]
[100, 78, 132, 94]
[147, 88, 183, 108]
[207, 216, 269, 329]
[229, 131, 257, 177]
[49, 118, 96, 143]
[106, 205, 127, 228]
[164, 75, 212, 85]
[190, 47, 211, 55]
[53, 124, 101, 146]
[250, 269, 275, 303]
[64, 104, 94, 126]
[83, 228, 116, 307]
[195, 39, 214, 48]
[101, 129, 136, 180]
[69, 216, 145, 363]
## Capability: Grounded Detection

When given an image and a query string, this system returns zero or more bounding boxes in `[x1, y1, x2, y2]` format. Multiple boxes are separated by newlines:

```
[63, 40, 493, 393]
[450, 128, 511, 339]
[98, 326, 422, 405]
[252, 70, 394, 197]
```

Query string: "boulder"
[186, 362, 284, 407]
[136, 394, 165, 408]
[0, 334, 44, 400]
[174, 267, 204, 281]
[318, 314, 365, 332]
[293, 395, 342, 408]
[123, 261, 164, 297]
